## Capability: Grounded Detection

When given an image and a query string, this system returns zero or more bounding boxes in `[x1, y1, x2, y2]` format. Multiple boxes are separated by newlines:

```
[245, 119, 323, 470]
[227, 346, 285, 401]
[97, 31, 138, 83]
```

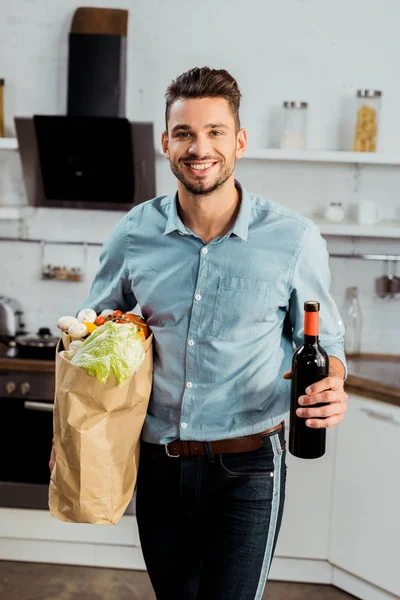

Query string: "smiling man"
[72, 67, 347, 599]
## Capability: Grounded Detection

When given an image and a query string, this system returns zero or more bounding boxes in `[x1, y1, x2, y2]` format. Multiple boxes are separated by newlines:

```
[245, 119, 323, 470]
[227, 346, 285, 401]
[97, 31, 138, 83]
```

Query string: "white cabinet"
[330, 394, 400, 598]
[274, 419, 337, 560]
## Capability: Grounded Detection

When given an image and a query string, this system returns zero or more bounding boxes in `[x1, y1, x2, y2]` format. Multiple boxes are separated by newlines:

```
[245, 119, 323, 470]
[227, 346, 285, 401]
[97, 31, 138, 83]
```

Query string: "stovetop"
[0, 343, 55, 400]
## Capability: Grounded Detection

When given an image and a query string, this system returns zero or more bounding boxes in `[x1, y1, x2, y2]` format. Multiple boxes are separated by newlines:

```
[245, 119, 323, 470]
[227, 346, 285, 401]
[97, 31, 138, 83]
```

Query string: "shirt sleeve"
[288, 224, 347, 378]
[79, 215, 137, 314]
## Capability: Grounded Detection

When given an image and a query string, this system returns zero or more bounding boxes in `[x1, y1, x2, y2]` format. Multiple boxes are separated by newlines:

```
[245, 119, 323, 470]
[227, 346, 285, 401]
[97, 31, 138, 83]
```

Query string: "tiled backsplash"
[0, 206, 399, 355]
[1, 0, 399, 354]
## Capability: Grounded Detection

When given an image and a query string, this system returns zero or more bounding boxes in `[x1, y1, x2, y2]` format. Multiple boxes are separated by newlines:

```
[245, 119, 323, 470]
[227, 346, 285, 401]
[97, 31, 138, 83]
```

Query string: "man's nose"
[189, 135, 211, 157]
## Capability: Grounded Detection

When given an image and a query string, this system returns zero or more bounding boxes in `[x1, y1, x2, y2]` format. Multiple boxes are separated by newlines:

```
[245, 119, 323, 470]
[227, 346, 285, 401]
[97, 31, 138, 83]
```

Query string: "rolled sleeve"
[288, 224, 347, 378]
[80, 216, 137, 314]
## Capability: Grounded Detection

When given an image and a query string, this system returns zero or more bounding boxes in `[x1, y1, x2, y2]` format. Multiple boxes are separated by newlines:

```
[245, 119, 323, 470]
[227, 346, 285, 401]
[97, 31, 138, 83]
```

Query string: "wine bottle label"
[304, 311, 319, 336]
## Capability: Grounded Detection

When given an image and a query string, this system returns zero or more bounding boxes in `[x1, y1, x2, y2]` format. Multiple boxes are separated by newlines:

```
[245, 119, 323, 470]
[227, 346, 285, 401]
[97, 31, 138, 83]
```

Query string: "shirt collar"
[163, 180, 251, 241]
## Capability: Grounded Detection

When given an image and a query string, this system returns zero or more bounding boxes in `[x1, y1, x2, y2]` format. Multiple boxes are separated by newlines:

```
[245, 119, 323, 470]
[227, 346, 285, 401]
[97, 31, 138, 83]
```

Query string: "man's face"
[162, 97, 247, 196]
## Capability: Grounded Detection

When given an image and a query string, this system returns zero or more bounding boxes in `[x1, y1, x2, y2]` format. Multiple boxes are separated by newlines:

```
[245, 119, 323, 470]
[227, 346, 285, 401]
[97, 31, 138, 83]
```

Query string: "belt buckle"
[165, 443, 180, 458]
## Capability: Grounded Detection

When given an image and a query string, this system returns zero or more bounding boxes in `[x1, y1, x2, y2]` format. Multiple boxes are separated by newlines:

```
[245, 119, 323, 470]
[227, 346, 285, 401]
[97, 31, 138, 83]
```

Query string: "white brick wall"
[0, 0, 399, 353]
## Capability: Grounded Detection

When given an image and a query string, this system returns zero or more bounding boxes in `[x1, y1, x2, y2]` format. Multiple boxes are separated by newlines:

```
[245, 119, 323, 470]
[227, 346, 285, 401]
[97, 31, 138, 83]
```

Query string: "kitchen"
[0, 1, 399, 599]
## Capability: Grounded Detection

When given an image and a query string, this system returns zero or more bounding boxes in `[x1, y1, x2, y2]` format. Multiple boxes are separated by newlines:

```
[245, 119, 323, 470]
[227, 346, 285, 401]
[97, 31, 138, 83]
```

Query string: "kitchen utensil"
[15, 327, 58, 360]
[0, 79, 4, 138]
[0, 296, 26, 342]
[375, 260, 400, 299]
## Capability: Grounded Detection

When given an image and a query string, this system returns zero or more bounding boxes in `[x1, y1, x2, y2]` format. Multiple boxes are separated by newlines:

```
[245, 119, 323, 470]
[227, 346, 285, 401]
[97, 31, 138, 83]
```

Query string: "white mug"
[357, 200, 381, 225]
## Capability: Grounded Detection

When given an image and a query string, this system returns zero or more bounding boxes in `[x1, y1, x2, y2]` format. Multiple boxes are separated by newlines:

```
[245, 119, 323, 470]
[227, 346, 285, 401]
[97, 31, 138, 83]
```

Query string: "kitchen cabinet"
[330, 393, 400, 598]
[274, 418, 337, 561]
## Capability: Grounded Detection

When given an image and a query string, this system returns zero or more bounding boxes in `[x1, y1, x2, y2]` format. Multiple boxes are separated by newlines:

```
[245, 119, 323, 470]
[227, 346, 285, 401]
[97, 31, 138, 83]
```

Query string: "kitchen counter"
[345, 354, 400, 407]
[0, 357, 55, 373]
[0, 344, 399, 405]
[0, 343, 55, 372]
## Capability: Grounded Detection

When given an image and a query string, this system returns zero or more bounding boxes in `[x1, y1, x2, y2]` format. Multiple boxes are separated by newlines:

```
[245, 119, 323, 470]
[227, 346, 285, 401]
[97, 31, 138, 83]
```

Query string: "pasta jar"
[280, 102, 308, 150]
[353, 90, 382, 152]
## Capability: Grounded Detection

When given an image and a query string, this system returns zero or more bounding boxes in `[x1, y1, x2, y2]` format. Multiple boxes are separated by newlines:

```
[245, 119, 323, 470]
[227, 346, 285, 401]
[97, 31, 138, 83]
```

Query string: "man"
[50, 67, 347, 599]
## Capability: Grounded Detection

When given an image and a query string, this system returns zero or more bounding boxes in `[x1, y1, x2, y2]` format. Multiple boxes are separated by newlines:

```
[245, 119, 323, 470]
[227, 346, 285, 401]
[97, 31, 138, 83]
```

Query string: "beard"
[169, 154, 235, 196]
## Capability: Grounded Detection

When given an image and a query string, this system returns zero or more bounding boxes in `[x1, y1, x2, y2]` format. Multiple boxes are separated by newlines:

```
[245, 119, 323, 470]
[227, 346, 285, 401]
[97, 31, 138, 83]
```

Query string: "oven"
[0, 361, 135, 514]
[0, 367, 55, 509]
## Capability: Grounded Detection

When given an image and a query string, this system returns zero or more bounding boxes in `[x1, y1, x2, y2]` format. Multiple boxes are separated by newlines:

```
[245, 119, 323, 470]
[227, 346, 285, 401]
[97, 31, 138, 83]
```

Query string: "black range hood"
[15, 7, 155, 211]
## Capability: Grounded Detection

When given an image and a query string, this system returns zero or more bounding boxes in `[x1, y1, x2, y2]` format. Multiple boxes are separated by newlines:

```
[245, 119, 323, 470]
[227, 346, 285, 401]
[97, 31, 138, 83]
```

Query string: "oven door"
[0, 397, 54, 509]
[0, 394, 136, 514]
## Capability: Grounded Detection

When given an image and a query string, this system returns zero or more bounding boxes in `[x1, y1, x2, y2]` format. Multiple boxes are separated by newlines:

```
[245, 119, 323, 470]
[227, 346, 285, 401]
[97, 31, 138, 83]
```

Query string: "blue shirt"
[81, 182, 347, 444]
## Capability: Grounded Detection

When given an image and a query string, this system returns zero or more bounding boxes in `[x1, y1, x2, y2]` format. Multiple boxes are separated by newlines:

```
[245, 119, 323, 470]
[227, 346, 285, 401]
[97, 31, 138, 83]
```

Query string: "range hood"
[15, 7, 155, 211]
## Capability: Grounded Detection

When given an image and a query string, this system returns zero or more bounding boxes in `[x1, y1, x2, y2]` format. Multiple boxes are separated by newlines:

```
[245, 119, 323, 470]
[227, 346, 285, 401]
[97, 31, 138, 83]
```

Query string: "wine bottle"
[289, 301, 329, 459]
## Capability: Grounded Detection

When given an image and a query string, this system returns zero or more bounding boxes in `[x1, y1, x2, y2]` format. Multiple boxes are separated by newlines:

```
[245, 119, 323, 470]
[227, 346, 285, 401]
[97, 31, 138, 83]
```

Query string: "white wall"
[0, 0, 398, 353]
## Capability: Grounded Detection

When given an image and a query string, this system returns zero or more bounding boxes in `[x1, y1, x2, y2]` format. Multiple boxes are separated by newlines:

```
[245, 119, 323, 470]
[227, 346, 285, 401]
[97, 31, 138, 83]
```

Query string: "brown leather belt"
[164, 422, 283, 458]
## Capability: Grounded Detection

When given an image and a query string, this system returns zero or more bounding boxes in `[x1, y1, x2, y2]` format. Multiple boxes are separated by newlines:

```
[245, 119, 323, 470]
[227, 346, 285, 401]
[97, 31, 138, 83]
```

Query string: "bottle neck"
[304, 334, 319, 346]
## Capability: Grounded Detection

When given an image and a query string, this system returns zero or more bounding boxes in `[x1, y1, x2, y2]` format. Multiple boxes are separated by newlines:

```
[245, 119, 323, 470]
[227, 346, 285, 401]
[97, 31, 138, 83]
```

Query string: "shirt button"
[201, 247, 208, 255]
[338, 320, 343, 326]
[188, 339, 194, 346]
[181, 422, 187, 429]
[186, 381, 193, 389]
[195, 293, 201, 301]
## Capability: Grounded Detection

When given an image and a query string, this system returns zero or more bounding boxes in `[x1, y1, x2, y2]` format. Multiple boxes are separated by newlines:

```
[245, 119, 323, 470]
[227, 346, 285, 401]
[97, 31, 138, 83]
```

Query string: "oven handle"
[24, 401, 54, 412]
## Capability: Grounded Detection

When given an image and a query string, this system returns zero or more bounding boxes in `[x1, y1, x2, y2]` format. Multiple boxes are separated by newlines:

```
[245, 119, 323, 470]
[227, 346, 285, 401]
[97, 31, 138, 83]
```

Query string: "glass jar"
[324, 202, 345, 223]
[343, 286, 362, 356]
[280, 101, 308, 150]
[0, 79, 4, 138]
[353, 90, 382, 152]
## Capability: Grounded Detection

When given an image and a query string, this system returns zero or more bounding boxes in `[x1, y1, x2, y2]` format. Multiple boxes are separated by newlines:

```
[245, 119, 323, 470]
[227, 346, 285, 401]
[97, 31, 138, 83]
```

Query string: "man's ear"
[236, 128, 248, 159]
[161, 131, 170, 158]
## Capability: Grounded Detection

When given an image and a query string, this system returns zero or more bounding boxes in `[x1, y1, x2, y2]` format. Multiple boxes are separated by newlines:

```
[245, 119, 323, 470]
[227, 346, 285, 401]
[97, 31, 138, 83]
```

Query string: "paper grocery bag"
[49, 334, 153, 525]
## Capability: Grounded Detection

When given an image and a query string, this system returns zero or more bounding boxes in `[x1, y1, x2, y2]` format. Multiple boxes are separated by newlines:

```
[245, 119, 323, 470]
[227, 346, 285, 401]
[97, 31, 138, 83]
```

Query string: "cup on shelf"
[357, 200, 381, 225]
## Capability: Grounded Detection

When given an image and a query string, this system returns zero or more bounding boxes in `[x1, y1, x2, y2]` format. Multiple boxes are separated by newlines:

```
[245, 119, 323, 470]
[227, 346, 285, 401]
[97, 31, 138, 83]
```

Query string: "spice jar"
[56, 266, 69, 280]
[280, 102, 308, 150]
[0, 79, 4, 138]
[353, 90, 382, 152]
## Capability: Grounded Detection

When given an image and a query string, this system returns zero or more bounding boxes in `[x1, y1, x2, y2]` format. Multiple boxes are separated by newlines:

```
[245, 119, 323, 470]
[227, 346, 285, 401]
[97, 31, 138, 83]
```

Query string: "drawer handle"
[24, 401, 54, 413]
[360, 407, 399, 425]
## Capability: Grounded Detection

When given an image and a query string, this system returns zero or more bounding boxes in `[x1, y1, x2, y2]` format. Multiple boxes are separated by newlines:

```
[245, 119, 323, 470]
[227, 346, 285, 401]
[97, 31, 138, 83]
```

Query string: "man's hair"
[165, 67, 242, 132]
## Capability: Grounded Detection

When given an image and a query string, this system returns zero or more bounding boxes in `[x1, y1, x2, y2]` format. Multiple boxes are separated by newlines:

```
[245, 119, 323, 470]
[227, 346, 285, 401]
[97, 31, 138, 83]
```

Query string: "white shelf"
[315, 220, 400, 238]
[0, 138, 18, 150]
[0, 207, 35, 220]
[243, 148, 400, 165]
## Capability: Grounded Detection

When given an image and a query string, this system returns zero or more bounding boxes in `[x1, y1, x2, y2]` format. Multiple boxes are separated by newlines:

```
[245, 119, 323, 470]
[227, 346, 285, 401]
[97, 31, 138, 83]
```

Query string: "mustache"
[179, 155, 219, 162]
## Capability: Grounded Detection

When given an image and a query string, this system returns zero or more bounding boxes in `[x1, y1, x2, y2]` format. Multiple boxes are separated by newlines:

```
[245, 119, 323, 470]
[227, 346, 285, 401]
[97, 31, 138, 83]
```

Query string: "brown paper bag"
[49, 333, 153, 525]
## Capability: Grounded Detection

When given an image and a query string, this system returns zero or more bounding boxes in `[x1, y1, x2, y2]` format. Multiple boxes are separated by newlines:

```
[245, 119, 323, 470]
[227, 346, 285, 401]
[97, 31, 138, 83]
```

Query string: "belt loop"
[204, 442, 215, 463]
[182, 441, 190, 458]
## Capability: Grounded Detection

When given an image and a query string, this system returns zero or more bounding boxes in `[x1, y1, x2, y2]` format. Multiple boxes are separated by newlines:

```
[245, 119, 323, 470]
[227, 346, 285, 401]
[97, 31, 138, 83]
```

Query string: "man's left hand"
[282, 371, 348, 429]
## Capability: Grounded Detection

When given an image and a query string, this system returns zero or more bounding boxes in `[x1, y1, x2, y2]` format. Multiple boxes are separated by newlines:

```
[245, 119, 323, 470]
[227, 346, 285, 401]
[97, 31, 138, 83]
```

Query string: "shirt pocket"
[210, 276, 270, 342]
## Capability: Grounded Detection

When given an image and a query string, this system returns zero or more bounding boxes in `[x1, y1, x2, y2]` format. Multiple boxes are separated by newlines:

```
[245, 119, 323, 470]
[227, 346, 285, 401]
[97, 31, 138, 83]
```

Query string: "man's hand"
[282, 365, 347, 429]
[49, 439, 56, 473]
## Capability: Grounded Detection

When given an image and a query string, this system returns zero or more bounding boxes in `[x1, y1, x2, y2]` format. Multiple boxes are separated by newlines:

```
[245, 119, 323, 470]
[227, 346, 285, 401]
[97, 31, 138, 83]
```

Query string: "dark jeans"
[136, 428, 287, 600]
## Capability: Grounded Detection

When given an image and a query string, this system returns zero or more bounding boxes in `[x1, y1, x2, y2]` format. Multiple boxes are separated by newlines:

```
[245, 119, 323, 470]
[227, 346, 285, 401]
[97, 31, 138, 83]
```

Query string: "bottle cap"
[304, 300, 320, 312]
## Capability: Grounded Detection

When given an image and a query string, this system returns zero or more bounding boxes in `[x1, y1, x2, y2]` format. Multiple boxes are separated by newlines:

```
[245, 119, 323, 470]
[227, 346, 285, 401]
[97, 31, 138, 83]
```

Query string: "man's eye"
[177, 132, 191, 138]
[210, 131, 223, 136]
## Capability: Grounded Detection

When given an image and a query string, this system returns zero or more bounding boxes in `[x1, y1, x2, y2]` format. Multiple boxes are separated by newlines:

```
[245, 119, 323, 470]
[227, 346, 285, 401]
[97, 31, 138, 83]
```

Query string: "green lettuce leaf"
[71, 320, 145, 386]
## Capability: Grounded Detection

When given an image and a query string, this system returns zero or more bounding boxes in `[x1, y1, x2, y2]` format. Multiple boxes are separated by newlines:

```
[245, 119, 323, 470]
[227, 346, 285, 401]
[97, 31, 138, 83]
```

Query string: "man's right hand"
[49, 439, 56, 473]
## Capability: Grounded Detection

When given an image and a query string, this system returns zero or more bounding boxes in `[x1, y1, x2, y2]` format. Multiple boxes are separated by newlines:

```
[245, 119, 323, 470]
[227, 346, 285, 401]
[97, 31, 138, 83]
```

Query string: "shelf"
[243, 149, 400, 166]
[315, 220, 400, 238]
[0, 207, 35, 220]
[0, 138, 18, 150]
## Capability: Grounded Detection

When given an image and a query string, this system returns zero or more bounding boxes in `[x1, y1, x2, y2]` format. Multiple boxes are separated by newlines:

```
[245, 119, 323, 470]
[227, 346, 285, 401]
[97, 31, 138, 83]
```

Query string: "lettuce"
[71, 320, 145, 386]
